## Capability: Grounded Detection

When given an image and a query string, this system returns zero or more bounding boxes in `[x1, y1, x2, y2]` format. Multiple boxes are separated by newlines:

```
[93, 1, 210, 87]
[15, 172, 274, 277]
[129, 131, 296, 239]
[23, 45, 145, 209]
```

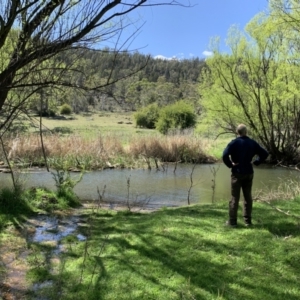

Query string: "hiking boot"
[225, 220, 237, 228]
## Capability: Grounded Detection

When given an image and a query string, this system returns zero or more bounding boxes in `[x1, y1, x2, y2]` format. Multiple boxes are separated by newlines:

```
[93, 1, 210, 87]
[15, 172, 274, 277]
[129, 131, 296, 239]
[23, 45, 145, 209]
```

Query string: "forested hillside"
[54, 49, 205, 113]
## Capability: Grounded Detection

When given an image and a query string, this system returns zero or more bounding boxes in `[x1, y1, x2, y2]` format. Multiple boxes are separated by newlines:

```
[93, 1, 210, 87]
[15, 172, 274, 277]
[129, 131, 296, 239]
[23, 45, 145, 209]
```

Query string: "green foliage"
[0, 186, 25, 212]
[199, 12, 300, 163]
[133, 103, 159, 129]
[52, 126, 73, 134]
[26, 187, 70, 212]
[60, 103, 72, 115]
[0, 185, 33, 230]
[156, 101, 197, 134]
[52, 170, 82, 207]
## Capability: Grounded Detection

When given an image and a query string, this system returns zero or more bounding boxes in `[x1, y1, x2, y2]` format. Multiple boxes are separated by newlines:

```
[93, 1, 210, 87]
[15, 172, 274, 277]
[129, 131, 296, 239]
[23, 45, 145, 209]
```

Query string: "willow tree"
[0, 0, 189, 133]
[270, 0, 300, 28]
[199, 12, 300, 164]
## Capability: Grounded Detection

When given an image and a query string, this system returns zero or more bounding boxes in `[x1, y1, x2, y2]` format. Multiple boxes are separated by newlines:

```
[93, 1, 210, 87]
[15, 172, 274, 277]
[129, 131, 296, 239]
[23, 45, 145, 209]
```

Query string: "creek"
[0, 163, 299, 209]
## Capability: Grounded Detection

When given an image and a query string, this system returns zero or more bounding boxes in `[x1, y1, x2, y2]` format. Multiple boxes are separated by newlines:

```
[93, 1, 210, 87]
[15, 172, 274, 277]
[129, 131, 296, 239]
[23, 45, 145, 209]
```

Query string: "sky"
[122, 0, 269, 60]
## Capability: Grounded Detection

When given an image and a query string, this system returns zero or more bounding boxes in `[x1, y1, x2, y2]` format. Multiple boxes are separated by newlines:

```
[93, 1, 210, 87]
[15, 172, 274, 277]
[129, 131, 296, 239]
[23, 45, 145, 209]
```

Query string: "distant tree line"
[51, 48, 205, 113]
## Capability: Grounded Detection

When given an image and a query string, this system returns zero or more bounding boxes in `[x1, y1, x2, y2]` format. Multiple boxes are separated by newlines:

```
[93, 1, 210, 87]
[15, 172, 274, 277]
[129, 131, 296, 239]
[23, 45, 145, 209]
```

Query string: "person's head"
[236, 124, 247, 136]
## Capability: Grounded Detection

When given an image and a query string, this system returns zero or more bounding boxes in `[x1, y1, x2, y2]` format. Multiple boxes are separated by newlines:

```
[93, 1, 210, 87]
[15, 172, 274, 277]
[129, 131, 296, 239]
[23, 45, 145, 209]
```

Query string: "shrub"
[52, 170, 82, 207]
[155, 101, 197, 134]
[52, 126, 73, 134]
[60, 103, 72, 115]
[134, 103, 159, 129]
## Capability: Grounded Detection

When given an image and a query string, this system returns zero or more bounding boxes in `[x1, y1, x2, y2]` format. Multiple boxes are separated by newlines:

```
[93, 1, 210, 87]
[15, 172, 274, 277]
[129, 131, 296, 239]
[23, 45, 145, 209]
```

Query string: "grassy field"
[39, 112, 155, 138]
[17, 198, 300, 300]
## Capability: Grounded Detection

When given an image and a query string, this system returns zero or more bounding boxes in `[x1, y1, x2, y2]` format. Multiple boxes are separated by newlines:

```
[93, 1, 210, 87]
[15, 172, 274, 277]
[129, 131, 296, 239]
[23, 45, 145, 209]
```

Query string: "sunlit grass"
[39, 112, 153, 139]
[25, 198, 300, 300]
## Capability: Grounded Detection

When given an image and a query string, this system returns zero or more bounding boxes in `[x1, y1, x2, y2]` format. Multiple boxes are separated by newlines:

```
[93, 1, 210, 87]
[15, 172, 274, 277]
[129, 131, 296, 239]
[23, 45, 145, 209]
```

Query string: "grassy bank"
[1, 196, 297, 300]
[30, 200, 300, 300]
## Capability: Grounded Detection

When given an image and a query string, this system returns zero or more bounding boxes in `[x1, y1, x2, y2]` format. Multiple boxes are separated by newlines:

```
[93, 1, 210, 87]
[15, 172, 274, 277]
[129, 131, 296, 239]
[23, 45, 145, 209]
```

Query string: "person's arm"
[222, 142, 234, 168]
[253, 143, 269, 166]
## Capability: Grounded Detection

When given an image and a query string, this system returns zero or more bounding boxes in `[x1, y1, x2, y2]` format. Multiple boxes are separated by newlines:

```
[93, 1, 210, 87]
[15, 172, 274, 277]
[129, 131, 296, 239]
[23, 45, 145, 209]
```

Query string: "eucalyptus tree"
[200, 13, 300, 163]
[0, 0, 190, 133]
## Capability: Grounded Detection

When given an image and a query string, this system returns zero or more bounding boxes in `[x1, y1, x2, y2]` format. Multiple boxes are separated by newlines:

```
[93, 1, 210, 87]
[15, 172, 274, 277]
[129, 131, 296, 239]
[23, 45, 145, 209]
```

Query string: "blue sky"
[124, 0, 269, 60]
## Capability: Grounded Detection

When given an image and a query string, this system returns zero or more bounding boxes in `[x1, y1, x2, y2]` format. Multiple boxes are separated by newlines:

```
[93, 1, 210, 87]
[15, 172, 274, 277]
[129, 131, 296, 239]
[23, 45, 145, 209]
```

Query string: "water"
[1, 164, 299, 208]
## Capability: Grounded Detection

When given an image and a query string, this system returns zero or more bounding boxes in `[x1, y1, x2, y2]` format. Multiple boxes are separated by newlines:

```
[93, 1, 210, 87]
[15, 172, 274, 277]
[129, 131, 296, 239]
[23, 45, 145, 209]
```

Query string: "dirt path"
[0, 226, 31, 300]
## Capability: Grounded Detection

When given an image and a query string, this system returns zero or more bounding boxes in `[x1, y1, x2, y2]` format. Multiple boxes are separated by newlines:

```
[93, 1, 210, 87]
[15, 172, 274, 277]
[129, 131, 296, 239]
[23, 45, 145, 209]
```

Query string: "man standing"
[222, 124, 269, 227]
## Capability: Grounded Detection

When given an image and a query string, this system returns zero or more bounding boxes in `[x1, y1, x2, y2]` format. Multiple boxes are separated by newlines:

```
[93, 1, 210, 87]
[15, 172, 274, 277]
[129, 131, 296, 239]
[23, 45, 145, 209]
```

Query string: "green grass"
[40, 112, 155, 139]
[27, 198, 300, 300]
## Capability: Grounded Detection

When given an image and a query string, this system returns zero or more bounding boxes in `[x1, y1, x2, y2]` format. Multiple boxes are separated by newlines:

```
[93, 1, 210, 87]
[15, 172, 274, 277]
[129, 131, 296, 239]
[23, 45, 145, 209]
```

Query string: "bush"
[155, 101, 197, 134]
[134, 104, 159, 129]
[60, 103, 72, 115]
[52, 170, 82, 207]
[52, 126, 73, 134]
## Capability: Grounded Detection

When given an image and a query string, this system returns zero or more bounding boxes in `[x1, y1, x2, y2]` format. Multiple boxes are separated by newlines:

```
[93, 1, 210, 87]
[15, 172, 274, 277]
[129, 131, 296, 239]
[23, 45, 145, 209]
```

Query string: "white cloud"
[202, 50, 213, 57]
[154, 55, 180, 61]
[154, 55, 171, 60]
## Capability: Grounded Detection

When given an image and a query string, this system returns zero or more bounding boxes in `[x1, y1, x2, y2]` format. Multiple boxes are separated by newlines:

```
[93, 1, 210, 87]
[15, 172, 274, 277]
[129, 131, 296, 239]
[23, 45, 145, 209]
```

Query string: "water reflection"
[1, 164, 299, 208]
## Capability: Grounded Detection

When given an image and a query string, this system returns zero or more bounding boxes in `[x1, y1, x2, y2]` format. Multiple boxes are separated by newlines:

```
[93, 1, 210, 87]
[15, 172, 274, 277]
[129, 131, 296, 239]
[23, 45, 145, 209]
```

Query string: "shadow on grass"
[43, 201, 300, 300]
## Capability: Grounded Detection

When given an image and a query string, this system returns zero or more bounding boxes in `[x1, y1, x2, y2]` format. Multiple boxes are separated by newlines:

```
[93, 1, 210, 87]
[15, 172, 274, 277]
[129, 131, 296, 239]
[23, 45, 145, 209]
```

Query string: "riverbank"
[1, 195, 300, 299]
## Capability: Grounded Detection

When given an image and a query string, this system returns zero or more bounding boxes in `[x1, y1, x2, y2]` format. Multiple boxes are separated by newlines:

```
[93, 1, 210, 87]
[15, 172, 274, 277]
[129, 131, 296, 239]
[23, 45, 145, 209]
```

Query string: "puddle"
[27, 214, 87, 298]
[0, 211, 88, 299]
[29, 215, 86, 245]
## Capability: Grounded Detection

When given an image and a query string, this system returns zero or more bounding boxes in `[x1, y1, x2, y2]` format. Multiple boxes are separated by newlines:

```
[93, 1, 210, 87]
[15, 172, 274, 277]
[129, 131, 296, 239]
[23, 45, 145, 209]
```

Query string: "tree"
[0, 0, 190, 133]
[270, 0, 300, 31]
[156, 100, 197, 134]
[199, 13, 300, 163]
[134, 103, 159, 128]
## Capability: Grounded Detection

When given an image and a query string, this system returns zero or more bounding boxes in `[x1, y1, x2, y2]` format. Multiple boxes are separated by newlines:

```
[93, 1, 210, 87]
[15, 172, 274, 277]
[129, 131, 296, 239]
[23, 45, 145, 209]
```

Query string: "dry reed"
[257, 179, 300, 202]
[3, 133, 216, 169]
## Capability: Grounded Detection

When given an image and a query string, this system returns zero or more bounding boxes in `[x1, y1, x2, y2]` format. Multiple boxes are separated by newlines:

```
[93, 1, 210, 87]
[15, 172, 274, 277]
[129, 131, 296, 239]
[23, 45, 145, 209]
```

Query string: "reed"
[4, 133, 216, 170]
[257, 178, 300, 202]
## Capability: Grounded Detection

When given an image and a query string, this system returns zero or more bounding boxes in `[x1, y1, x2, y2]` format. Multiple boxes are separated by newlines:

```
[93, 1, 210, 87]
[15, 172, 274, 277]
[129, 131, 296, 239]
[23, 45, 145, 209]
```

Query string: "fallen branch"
[264, 201, 300, 219]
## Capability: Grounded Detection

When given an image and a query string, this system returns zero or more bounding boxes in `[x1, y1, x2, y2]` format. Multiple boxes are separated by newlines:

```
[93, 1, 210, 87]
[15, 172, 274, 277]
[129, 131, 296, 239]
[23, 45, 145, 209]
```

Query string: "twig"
[209, 165, 220, 203]
[187, 164, 197, 205]
[265, 201, 300, 219]
[0, 135, 16, 190]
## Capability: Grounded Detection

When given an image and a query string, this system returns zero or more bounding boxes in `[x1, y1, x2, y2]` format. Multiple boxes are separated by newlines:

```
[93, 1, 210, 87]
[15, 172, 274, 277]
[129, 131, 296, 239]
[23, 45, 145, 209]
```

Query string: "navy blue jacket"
[222, 136, 269, 174]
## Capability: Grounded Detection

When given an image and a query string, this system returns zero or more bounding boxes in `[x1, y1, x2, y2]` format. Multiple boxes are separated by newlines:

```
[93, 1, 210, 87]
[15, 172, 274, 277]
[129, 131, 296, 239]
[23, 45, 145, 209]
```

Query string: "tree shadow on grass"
[52, 204, 300, 300]
[21, 202, 300, 300]
[254, 203, 300, 237]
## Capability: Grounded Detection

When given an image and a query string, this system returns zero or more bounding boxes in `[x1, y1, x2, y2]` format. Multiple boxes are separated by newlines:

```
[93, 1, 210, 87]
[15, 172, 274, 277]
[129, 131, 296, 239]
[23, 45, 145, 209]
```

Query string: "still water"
[1, 164, 299, 209]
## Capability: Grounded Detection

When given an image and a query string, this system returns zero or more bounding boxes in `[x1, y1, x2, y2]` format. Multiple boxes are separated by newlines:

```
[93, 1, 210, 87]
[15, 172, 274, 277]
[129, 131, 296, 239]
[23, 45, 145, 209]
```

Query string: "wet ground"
[0, 208, 88, 300]
[0, 202, 153, 300]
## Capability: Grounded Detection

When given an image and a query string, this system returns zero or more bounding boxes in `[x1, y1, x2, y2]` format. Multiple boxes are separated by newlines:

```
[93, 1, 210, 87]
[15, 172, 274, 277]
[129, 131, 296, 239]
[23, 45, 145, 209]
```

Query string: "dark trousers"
[229, 173, 253, 224]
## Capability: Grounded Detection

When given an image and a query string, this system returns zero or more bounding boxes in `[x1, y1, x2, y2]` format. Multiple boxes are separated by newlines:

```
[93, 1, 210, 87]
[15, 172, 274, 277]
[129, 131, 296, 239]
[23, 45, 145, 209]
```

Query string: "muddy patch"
[0, 210, 87, 300]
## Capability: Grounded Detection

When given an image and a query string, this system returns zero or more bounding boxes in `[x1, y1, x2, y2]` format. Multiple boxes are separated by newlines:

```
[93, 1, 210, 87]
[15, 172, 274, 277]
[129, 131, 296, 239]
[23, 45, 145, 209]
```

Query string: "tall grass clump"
[0, 185, 32, 229]
[5, 133, 125, 169]
[128, 134, 214, 163]
[4, 132, 216, 170]
[258, 178, 300, 202]
[52, 169, 83, 207]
